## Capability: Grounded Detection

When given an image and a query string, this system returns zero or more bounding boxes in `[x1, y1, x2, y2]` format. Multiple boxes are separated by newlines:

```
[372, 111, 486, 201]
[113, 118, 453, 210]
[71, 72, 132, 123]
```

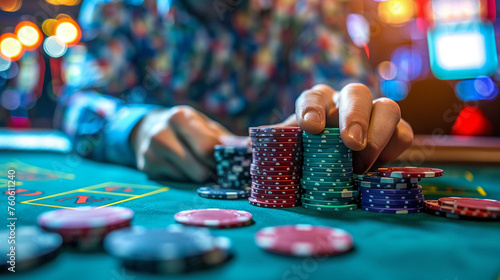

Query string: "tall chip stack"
[248, 127, 302, 208]
[196, 145, 252, 200]
[300, 128, 358, 211]
[356, 167, 444, 214]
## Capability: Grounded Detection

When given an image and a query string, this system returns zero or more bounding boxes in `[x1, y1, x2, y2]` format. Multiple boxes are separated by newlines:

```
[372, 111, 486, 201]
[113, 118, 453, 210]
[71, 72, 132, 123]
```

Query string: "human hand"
[130, 106, 233, 182]
[285, 84, 413, 174]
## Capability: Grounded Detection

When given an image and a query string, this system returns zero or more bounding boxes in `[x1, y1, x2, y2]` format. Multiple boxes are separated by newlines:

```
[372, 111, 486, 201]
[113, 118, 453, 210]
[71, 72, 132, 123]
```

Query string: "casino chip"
[424, 198, 500, 220]
[249, 127, 303, 208]
[301, 128, 357, 211]
[357, 166, 444, 214]
[0, 226, 62, 272]
[214, 145, 252, 190]
[37, 207, 133, 250]
[255, 224, 353, 257]
[174, 209, 253, 228]
[196, 185, 251, 200]
[104, 225, 232, 274]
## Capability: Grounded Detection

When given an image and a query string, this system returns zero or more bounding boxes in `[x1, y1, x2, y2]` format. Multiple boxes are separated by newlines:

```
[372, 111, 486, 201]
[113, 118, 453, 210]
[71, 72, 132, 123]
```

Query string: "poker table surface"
[2, 150, 500, 280]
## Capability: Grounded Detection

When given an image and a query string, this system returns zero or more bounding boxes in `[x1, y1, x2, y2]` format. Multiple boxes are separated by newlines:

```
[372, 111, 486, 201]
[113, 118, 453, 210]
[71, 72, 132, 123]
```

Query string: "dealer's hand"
[130, 106, 233, 182]
[282, 84, 413, 174]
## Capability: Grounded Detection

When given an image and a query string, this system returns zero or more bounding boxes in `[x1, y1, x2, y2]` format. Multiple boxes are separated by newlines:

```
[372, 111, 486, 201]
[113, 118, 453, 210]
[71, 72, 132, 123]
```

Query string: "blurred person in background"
[56, 0, 413, 182]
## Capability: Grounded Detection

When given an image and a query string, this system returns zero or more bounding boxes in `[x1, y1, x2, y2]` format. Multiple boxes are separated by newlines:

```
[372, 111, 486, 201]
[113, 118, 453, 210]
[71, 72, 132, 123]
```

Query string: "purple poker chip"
[356, 172, 420, 184]
[359, 186, 422, 195]
[360, 197, 423, 207]
[361, 205, 423, 214]
[354, 180, 419, 189]
[362, 193, 423, 200]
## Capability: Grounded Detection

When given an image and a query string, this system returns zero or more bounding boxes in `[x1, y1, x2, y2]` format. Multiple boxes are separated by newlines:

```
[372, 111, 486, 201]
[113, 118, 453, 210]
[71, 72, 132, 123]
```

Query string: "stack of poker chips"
[37, 207, 134, 251]
[104, 224, 233, 274]
[301, 128, 358, 212]
[357, 167, 443, 214]
[214, 145, 252, 189]
[248, 127, 303, 208]
[196, 145, 252, 200]
[424, 197, 500, 220]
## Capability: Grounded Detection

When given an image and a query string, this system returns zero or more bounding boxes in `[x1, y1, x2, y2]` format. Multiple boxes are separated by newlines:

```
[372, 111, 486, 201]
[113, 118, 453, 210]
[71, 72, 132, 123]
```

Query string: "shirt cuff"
[105, 105, 159, 167]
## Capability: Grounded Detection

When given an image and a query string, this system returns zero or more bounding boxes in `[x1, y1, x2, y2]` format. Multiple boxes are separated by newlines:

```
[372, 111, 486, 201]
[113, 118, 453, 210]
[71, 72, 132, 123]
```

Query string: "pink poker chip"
[439, 197, 500, 214]
[37, 207, 134, 232]
[255, 224, 353, 256]
[174, 209, 253, 228]
[378, 167, 444, 178]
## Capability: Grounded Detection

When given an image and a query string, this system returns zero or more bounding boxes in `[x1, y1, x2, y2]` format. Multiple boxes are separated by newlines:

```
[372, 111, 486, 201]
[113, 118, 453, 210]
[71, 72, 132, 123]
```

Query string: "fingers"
[373, 119, 414, 167]
[352, 98, 402, 174]
[295, 84, 338, 134]
[140, 150, 186, 181]
[338, 83, 374, 151]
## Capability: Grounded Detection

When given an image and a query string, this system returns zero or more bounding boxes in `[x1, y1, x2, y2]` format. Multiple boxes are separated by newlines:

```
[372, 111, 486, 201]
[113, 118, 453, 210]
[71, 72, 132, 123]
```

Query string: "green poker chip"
[301, 198, 357, 206]
[302, 177, 353, 184]
[301, 134, 342, 140]
[302, 203, 358, 211]
[302, 171, 353, 177]
[304, 158, 352, 164]
[303, 162, 353, 169]
[302, 144, 349, 150]
[302, 152, 352, 158]
[301, 194, 356, 201]
[301, 184, 356, 191]
[302, 138, 344, 144]
[302, 190, 359, 198]
[303, 148, 351, 154]
[301, 179, 354, 187]
[302, 167, 353, 173]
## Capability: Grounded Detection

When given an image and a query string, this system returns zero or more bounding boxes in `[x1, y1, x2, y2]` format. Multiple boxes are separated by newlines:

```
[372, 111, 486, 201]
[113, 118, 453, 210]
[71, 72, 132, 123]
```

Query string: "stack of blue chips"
[355, 172, 423, 214]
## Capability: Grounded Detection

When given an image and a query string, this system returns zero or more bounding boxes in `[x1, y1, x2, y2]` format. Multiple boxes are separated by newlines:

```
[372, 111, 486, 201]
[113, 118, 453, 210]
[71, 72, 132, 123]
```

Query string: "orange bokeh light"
[0, 0, 22, 12]
[0, 33, 24, 61]
[15, 21, 43, 50]
[54, 17, 81, 46]
[45, 0, 81, 6]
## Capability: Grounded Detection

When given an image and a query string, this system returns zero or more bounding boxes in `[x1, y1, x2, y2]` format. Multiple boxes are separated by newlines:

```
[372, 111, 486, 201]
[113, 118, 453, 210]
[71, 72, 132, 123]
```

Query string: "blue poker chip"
[361, 205, 423, 214]
[197, 185, 251, 199]
[362, 193, 423, 200]
[0, 226, 62, 272]
[359, 186, 422, 195]
[104, 225, 232, 273]
[354, 179, 419, 189]
[360, 197, 423, 207]
[355, 172, 420, 184]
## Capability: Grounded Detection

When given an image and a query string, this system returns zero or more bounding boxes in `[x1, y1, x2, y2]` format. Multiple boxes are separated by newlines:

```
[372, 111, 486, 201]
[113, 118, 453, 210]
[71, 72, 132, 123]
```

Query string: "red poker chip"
[174, 208, 253, 228]
[424, 200, 498, 219]
[252, 147, 302, 153]
[251, 174, 300, 181]
[378, 167, 444, 178]
[438, 197, 500, 214]
[252, 142, 301, 148]
[251, 183, 300, 190]
[250, 169, 301, 176]
[249, 127, 302, 133]
[248, 197, 298, 208]
[253, 152, 301, 158]
[255, 224, 353, 256]
[249, 132, 302, 138]
[252, 179, 301, 186]
[252, 156, 302, 162]
[252, 160, 301, 166]
[250, 164, 300, 171]
[251, 187, 301, 194]
[250, 196, 300, 204]
[251, 191, 300, 199]
[250, 137, 302, 142]
[37, 207, 134, 237]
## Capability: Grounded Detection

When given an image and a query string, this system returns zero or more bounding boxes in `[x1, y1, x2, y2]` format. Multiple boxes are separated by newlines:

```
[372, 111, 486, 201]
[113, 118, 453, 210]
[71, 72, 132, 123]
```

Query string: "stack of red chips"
[248, 127, 303, 208]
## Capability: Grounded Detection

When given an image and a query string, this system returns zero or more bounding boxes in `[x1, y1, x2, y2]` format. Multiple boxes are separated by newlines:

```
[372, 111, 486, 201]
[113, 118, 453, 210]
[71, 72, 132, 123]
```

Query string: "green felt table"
[1, 151, 500, 280]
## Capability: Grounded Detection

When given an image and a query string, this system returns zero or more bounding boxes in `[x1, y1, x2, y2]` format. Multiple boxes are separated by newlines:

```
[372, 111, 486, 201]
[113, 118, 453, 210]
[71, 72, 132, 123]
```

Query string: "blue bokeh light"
[455, 76, 499, 101]
[380, 80, 409, 101]
[391, 46, 423, 81]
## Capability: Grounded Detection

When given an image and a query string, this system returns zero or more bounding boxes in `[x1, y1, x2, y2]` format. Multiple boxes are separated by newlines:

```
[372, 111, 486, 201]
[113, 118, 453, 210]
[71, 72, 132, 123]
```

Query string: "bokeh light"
[380, 79, 409, 101]
[55, 18, 81, 46]
[391, 46, 424, 81]
[42, 19, 57, 37]
[45, 0, 81, 6]
[377, 61, 398, 80]
[0, 89, 21, 110]
[15, 21, 42, 50]
[44, 36, 67, 58]
[451, 106, 493, 136]
[455, 76, 499, 101]
[0, 0, 22, 12]
[346, 14, 370, 48]
[0, 56, 11, 72]
[0, 34, 24, 61]
[378, 0, 415, 25]
[432, 0, 480, 22]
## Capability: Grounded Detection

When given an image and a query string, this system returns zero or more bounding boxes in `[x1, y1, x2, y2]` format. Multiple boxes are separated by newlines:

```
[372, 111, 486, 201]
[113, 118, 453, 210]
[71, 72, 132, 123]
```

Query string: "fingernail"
[304, 111, 321, 125]
[347, 124, 364, 145]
